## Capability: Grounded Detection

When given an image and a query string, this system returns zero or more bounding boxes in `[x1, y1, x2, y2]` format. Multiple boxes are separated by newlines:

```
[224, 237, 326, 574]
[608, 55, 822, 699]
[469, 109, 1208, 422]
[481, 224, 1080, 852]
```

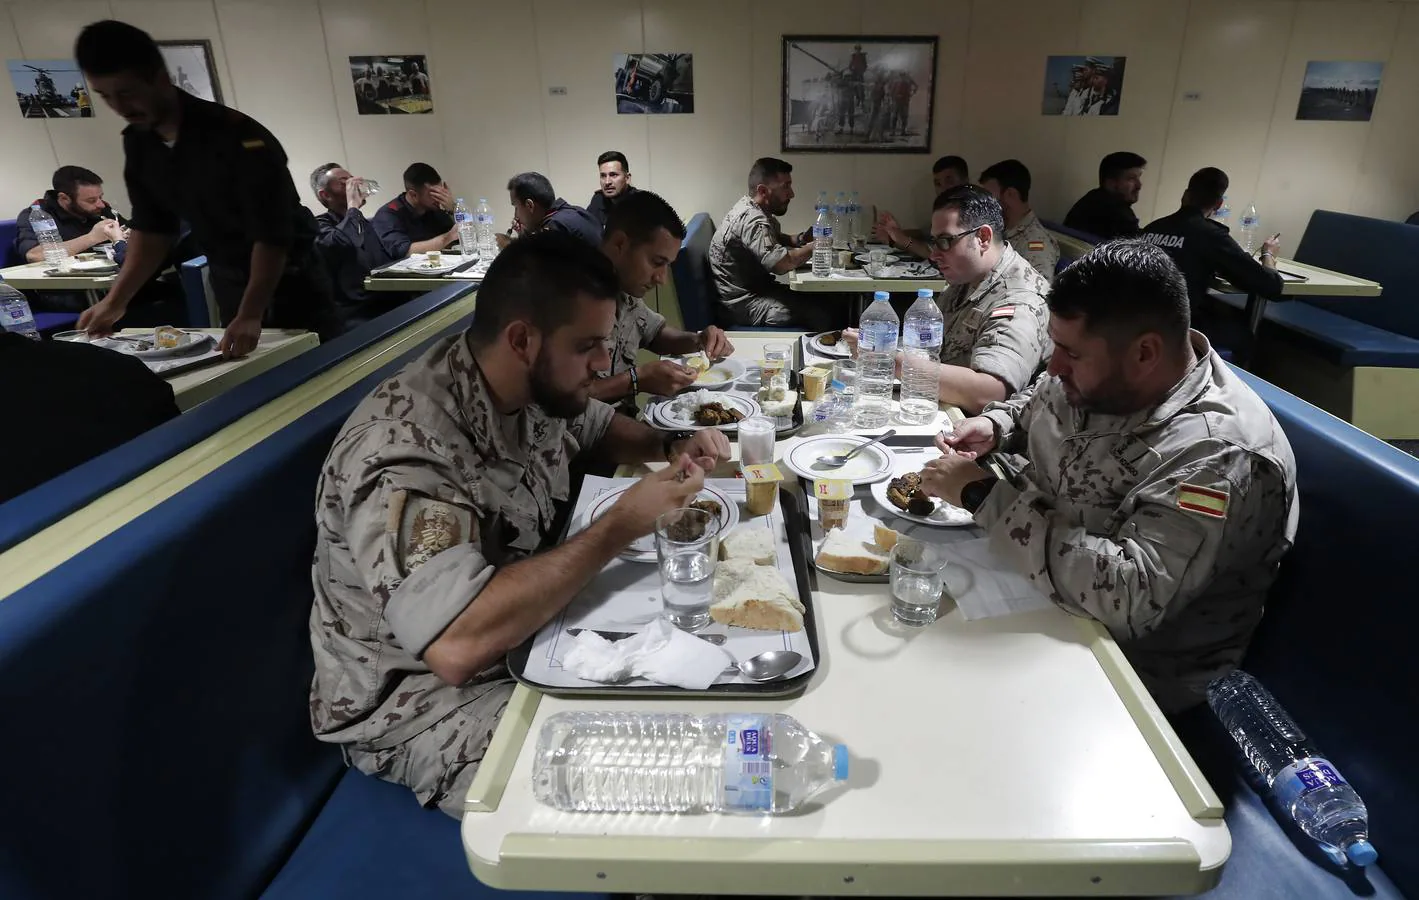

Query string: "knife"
[566, 627, 726, 646]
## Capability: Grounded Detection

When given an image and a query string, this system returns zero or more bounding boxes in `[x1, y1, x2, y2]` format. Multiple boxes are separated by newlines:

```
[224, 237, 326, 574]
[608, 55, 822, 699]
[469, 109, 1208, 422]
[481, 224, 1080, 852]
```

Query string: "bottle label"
[1241, 215, 1259, 228]
[1273, 757, 1347, 811]
[456, 212, 472, 225]
[860, 323, 898, 353]
[913, 323, 943, 346]
[721, 714, 773, 811]
[814, 225, 831, 239]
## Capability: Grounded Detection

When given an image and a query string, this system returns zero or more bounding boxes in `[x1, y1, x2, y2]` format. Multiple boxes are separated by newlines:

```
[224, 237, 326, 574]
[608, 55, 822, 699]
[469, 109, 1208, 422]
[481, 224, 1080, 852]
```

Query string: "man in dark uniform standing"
[74, 19, 337, 357]
[1142, 166, 1282, 335]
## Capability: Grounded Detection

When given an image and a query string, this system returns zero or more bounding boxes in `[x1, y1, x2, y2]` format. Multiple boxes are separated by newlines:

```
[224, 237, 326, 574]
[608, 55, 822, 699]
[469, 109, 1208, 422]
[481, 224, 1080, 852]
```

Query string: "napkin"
[562, 617, 733, 689]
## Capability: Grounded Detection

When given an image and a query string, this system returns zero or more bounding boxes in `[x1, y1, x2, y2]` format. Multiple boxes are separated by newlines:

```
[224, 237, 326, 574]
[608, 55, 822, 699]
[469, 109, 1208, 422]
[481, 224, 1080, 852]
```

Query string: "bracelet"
[662, 430, 695, 461]
[1260, 251, 1275, 260]
[628, 365, 640, 397]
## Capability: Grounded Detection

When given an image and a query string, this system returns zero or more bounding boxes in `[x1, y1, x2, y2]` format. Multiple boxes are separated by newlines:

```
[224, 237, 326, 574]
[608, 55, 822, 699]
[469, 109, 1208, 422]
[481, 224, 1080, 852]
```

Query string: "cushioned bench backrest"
[1293, 210, 1419, 339]
[0, 283, 474, 554]
[0, 324, 466, 900]
[1233, 367, 1419, 896]
[669, 212, 716, 331]
[1, 218, 19, 266]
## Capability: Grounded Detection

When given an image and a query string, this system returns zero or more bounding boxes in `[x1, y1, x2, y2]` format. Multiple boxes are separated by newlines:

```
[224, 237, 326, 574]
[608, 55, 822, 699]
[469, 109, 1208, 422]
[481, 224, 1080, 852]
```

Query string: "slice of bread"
[719, 526, 777, 566]
[816, 528, 891, 575]
[710, 565, 804, 632]
[873, 524, 900, 552]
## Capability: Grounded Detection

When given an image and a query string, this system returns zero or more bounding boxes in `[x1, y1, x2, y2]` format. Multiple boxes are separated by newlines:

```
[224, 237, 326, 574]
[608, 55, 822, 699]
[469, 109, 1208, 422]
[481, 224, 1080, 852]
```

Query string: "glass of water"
[890, 538, 946, 626]
[826, 358, 857, 433]
[655, 508, 721, 630]
[762, 342, 791, 387]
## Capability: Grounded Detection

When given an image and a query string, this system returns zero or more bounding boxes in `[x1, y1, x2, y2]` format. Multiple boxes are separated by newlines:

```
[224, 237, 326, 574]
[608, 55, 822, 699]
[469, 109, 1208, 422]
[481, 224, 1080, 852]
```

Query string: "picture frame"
[781, 35, 938, 154]
[156, 39, 222, 104]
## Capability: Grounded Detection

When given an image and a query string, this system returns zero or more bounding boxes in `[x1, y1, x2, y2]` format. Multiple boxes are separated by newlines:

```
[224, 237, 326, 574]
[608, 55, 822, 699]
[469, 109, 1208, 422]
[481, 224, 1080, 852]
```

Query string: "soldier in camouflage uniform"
[978, 159, 1060, 282]
[709, 157, 840, 331]
[309, 234, 730, 817]
[922, 240, 1298, 713]
[591, 191, 735, 415]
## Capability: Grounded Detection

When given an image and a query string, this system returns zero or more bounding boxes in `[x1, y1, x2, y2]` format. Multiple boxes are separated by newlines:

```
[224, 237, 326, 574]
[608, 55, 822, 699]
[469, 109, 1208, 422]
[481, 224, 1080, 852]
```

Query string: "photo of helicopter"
[7, 59, 91, 119]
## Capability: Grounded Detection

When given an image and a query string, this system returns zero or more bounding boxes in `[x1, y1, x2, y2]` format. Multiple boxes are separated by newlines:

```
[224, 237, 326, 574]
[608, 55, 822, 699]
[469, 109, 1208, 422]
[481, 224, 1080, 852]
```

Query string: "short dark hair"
[597, 150, 629, 172]
[604, 190, 686, 246]
[1048, 239, 1191, 348]
[1185, 167, 1229, 210]
[403, 163, 442, 190]
[507, 172, 556, 208]
[75, 20, 166, 78]
[933, 155, 970, 181]
[466, 232, 620, 347]
[310, 163, 343, 196]
[748, 157, 792, 193]
[978, 159, 1032, 202]
[932, 185, 1005, 244]
[52, 166, 102, 199]
[1099, 152, 1147, 186]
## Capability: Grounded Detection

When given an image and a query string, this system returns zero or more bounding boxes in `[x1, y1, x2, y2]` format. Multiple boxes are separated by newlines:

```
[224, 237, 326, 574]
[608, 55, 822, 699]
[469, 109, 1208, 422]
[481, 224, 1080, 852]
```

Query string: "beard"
[1059, 369, 1138, 415]
[529, 347, 591, 419]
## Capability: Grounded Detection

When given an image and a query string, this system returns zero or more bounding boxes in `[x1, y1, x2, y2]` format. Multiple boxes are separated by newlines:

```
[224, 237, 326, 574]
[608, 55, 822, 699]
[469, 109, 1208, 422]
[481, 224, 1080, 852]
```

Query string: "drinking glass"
[890, 539, 946, 626]
[762, 342, 791, 387]
[655, 508, 721, 630]
[738, 415, 776, 465]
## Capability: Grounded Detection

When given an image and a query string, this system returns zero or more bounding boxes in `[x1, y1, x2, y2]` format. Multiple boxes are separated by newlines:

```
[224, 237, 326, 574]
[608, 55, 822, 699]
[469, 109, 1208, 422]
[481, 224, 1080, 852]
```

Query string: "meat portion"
[819, 330, 841, 346]
[886, 472, 936, 516]
[693, 402, 746, 427]
[689, 499, 722, 520]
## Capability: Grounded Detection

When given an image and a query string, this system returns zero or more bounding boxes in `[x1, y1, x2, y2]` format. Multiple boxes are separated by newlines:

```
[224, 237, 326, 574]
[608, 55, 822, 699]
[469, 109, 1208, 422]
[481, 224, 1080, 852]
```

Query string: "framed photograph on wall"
[782, 35, 937, 153]
[1041, 55, 1127, 116]
[157, 40, 222, 104]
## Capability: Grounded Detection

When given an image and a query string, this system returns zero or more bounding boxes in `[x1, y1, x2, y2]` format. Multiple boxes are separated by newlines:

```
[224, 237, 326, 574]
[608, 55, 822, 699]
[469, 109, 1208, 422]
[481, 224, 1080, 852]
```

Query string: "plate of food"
[583, 484, 739, 562]
[807, 330, 852, 359]
[812, 522, 898, 583]
[871, 470, 975, 526]
[854, 252, 899, 264]
[45, 258, 118, 276]
[387, 251, 470, 276]
[675, 354, 744, 390]
[649, 390, 760, 431]
[56, 328, 215, 360]
[783, 435, 894, 485]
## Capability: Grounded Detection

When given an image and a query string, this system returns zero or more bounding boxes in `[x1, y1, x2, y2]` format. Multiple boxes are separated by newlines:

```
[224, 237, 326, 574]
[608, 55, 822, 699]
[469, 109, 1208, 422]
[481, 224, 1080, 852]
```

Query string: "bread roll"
[720, 526, 777, 566]
[709, 564, 804, 632]
[815, 528, 891, 575]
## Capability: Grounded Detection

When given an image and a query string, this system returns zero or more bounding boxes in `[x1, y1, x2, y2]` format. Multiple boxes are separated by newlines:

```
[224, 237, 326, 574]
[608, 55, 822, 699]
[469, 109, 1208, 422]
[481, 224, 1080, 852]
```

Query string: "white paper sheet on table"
[935, 537, 1053, 621]
[521, 476, 816, 689]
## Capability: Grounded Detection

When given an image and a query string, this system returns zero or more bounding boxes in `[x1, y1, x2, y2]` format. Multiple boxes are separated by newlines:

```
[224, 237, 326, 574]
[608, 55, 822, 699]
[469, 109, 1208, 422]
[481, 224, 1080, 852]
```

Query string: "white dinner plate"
[648, 392, 760, 431]
[387, 252, 474, 276]
[672, 356, 745, 390]
[783, 436, 894, 485]
[45, 259, 118, 276]
[582, 483, 738, 562]
[56, 329, 215, 360]
[854, 253, 899, 264]
[870, 477, 975, 527]
[807, 331, 852, 359]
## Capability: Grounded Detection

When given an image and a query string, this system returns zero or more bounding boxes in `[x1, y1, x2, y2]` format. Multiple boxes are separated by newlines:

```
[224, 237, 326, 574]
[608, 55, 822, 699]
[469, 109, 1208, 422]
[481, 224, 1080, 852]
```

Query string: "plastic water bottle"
[1213, 194, 1231, 229]
[532, 711, 849, 814]
[454, 198, 476, 258]
[811, 205, 833, 277]
[0, 288, 40, 339]
[1207, 671, 1378, 867]
[855, 290, 899, 429]
[1240, 204, 1260, 254]
[812, 377, 855, 433]
[848, 191, 862, 245]
[815, 191, 829, 214]
[474, 198, 496, 259]
[832, 191, 849, 250]
[899, 288, 943, 425]
[29, 204, 69, 271]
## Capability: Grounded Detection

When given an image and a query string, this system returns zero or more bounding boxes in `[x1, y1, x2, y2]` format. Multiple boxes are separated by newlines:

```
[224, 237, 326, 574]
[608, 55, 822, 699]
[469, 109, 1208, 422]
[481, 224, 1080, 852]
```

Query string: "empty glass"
[890, 539, 946, 626]
[655, 508, 721, 630]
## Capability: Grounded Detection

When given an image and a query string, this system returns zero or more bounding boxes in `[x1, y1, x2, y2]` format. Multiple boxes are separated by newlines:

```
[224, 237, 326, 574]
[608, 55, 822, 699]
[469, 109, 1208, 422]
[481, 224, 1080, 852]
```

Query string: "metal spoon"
[725, 649, 803, 682]
[812, 429, 897, 471]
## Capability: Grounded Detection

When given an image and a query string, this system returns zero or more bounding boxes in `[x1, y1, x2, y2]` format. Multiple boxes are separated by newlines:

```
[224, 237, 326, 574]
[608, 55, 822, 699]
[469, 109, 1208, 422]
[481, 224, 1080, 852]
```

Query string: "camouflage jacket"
[977, 333, 1299, 711]
[936, 244, 1053, 395]
[709, 195, 791, 308]
[1004, 210, 1060, 283]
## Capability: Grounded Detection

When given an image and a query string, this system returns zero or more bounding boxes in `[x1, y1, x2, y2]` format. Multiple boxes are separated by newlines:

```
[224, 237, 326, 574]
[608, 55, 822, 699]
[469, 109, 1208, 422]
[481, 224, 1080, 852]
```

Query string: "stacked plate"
[645, 392, 761, 432]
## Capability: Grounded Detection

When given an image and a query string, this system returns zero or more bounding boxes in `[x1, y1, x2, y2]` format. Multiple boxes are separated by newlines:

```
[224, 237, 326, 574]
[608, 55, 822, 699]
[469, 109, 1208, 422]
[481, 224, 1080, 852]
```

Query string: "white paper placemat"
[521, 476, 816, 688]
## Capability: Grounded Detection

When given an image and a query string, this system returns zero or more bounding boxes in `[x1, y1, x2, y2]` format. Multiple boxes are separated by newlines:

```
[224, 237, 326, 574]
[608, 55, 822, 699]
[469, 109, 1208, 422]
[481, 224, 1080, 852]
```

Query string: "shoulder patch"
[393, 491, 476, 576]
[989, 305, 1016, 319]
[241, 139, 266, 150]
[1177, 482, 1228, 519]
[1028, 240, 1046, 252]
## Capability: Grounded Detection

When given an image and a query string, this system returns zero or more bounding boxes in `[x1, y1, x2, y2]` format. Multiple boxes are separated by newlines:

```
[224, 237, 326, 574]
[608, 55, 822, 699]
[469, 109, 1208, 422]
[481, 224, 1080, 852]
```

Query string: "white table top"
[364, 272, 482, 293]
[0, 260, 117, 291]
[130, 328, 320, 410]
[460, 331, 1227, 896]
[787, 269, 946, 293]
[1224, 257, 1382, 298]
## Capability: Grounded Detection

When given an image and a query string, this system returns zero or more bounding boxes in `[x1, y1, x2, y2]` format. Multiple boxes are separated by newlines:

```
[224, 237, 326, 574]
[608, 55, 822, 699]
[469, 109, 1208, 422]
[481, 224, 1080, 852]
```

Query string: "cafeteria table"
[458, 331, 1229, 897]
[1216, 256, 1382, 335]
[113, 327, 320, 411]
[0, 260, 116, 306]
[786, 268, 946, 294]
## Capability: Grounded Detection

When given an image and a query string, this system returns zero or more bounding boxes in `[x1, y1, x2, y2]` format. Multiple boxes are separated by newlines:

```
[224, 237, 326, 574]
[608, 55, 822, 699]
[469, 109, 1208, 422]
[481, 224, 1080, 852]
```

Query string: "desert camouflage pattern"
[936, 243, 1053, 395]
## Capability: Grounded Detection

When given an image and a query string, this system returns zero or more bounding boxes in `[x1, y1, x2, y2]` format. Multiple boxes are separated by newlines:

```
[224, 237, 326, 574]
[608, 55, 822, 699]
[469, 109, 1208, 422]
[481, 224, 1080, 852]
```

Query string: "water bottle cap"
[873, 291, 890, 301]
[833, 744, 849, 781]
[917, 289, 933, 299]
[829, 379, 846, 391]
[1346, 840, 1378, 866]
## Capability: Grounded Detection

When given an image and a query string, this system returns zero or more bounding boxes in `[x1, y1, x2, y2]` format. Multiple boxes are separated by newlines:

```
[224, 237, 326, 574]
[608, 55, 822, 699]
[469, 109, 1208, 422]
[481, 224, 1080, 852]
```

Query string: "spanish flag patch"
[989, 305, 1016, 319]
[1177, 483, 1228, 519]
[1028, 240, 1045, 251]
[241, 139, 266, 150]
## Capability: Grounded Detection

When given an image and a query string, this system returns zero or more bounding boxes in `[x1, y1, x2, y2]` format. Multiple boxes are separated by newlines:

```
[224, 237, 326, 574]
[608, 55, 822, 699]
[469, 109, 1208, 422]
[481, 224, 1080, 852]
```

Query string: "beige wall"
[2, 0, 1417, 250]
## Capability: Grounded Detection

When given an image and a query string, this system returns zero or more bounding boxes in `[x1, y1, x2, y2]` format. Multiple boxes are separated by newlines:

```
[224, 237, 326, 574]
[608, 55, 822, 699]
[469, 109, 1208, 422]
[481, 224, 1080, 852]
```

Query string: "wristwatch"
[628, 364, 640, 398]
[959, 477, 998, 514]
[662, 430, 696, 461]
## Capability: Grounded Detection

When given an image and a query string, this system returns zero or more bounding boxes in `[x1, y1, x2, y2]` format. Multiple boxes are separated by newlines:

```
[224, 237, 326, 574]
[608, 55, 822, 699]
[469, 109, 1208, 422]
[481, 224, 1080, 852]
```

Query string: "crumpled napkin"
[562, 617, 733, 689]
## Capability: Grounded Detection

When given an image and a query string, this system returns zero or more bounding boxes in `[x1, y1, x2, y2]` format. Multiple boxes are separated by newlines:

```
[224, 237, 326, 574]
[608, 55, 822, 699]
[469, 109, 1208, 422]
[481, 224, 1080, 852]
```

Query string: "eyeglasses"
[928, 226, 983, 251]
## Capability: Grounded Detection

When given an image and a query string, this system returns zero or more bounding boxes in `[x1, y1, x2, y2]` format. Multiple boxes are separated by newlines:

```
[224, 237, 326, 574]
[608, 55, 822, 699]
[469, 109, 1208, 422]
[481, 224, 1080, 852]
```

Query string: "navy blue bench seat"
[1211, 290, 1419, 368]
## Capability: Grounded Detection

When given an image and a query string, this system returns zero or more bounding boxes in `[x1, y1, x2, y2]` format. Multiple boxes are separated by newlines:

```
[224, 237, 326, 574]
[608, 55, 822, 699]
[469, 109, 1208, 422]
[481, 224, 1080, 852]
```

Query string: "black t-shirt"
[13, 191, 128, 261]
[539, 198, 603, 248]
[1142, 206, 1284, 313]
[122, 90, 317, 271]
[585, 184, 637, 231]
[1063, 188, 1141, 240]
[0, 327, 179, 503]
[371, 195, 454, 259]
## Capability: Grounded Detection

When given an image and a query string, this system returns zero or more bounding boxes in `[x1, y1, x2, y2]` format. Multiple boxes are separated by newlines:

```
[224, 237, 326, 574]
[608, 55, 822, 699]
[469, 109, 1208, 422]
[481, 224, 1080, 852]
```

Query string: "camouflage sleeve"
[329, 420, 495, 658]
[981, 370, 1046, 454]
[968, 292, 1051, 395]
[569, 398, 616, 453]
[741, 217, 789, 271]
[975, 442, 1275, 641]
[633, 297, 667, 347]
